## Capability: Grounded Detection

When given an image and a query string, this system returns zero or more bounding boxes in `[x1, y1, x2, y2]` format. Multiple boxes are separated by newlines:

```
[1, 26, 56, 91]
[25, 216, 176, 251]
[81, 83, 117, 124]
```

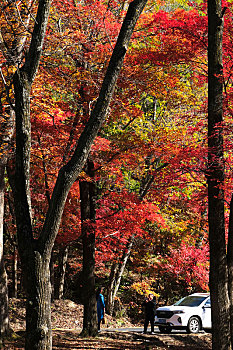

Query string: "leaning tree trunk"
[105, 157, 168, 314]
[105, 262, 118, 315]
[112, 235, 134, 303]
[106, 234, 135, 315]
[207, 1, 231, 349]
[80, 159, 98, 337]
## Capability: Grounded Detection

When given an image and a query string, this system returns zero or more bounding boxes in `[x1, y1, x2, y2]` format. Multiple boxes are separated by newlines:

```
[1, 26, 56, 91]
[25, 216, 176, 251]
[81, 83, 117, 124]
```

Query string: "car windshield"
[174, 295, 208, 307]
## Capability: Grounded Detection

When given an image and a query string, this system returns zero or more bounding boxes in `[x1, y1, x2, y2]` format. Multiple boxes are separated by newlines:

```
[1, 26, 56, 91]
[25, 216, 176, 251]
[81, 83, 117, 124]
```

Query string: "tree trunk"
[50, 251, 55, 302]
[13, 48, 53, 350]
[55, 245, 69, 300]
[0, 105, 15, 336]
[112, 235, 134, 303]
[105, 262, 118, 315]
[25, 255, 52, 350]
[12, 247, 18, 298]
[227, 194, 233, 346]
[207, 1, 231, 349]
[0, 165, 9, 337]
[106, 235, 135, 315]
[80, 159, 98, 337]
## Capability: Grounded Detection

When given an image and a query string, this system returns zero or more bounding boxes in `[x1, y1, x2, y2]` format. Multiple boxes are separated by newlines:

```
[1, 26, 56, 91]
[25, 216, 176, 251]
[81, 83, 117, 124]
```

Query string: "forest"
[0, 0, 233, 349]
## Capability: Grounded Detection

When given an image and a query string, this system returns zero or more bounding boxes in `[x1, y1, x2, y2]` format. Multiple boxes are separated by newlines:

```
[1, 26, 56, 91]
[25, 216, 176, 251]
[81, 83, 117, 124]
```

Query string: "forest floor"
[3, 298, 212, 349]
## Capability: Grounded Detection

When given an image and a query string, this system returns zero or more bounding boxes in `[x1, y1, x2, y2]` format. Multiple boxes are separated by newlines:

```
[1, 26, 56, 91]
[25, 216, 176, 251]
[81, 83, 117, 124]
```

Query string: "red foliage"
[155, 242, 209, 297]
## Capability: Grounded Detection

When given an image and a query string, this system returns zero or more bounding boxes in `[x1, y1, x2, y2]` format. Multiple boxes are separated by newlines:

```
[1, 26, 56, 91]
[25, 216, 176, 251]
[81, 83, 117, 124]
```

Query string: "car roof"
[189, 293, 210, 297]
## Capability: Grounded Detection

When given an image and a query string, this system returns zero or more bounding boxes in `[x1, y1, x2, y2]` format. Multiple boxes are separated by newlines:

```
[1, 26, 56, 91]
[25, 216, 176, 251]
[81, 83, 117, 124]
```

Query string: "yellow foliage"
[131, 280, 160, 299]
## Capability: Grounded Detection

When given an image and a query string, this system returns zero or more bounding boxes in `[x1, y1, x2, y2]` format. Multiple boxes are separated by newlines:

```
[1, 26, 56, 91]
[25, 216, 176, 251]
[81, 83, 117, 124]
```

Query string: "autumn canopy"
[1, 0, 233, 349]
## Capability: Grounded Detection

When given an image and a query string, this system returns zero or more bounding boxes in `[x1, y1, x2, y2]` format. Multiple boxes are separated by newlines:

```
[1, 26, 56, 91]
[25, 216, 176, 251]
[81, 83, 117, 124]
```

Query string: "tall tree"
[207, 1, 231, 349]
[8, 0, 148, 349]
[0, 109, 15, 337]
[79, 159, 97, 336]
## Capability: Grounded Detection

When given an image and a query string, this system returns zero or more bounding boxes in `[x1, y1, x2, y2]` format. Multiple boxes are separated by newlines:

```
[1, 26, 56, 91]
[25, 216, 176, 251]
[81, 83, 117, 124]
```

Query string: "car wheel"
[158, 326, 172, 334]
[187, 316, 201, 333]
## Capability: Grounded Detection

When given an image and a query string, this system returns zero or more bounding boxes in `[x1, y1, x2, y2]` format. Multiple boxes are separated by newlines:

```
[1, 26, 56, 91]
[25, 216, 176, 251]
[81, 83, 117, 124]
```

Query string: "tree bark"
[0, 105, 15, 336]
[227, 194, 233, 346]
[207, 1, 231, 349]
[55, 245, 69, 300]
[25, 255, 52, 350]
[50, 251, 55, 302]
[12, 247, 18, 298]
[80, 159, 98, 336]
[0, 165, 9, 337]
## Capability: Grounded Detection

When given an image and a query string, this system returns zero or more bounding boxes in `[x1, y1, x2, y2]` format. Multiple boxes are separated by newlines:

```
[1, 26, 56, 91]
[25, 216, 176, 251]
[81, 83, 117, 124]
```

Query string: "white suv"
[154, 293, 211, 333]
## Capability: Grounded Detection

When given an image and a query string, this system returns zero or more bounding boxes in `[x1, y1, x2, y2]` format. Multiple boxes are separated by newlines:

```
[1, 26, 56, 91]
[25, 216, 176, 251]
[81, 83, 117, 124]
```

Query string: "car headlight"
[173, 310, 184, 314]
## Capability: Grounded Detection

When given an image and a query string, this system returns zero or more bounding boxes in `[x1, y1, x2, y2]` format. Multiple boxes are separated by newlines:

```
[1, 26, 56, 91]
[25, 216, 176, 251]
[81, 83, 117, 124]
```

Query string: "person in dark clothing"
[96, 287, 105, 331]
[143, 293, 156, 334]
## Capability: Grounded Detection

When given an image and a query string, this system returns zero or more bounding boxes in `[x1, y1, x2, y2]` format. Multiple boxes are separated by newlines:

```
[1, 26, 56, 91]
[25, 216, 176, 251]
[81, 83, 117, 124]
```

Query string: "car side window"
[204, 298, 211, 308]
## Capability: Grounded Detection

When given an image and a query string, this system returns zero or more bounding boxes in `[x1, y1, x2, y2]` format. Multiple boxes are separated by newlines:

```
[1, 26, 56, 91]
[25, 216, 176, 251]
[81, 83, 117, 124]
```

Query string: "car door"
[201, 297, 211, 329]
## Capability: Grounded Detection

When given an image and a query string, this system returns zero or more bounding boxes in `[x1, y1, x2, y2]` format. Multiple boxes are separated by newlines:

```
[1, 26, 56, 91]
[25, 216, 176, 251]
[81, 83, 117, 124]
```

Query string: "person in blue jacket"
[96, 287, 105, 330]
